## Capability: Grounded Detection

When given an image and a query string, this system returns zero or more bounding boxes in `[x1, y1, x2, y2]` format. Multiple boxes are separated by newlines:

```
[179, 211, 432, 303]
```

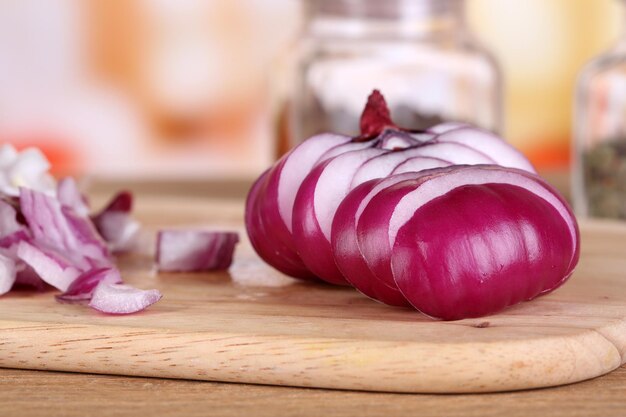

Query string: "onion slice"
[16, 240, 81, 292]
[92, 191, 140, 253]
[0, 253, 16, 295]
[57, 177, 90, 216]
[389, 166, 578, 319]
[89, 282, 162, 314]
[156, 230, 239, 272]
[20, 187, 111, 270]
[56, 267, 122, 303]
[435, 128, 536, 173]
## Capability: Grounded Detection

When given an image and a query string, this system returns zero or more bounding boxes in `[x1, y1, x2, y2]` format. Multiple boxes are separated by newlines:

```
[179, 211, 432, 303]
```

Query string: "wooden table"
[1, 366, 625, 417]
[2, 175, 625, 416]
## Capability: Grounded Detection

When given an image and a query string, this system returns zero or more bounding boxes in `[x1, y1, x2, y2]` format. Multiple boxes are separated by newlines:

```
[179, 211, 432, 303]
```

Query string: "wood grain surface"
[0, 198, 625, 394]
[1, 366, 625, 417]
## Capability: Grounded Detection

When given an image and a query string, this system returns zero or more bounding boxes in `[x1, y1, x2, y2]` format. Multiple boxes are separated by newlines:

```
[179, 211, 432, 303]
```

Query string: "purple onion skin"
[245, 169, 316, 280]
[391, 183, 579, 321]
[259, 158, 315, 276]
[332, 180, 409, 306]
[291, 160, 349, 285]
[357, 168, 455, 290]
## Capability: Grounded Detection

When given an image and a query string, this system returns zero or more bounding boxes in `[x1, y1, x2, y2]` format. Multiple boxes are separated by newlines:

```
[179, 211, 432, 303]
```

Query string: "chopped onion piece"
[156, 230, 239, 272]
[16, 240, 81, 291]
[0, 253, 16, 295]
[0, 144, 55, 197]
[14, 266, 48, 291]
[56, 267, 122, 303]
[0, 199, 23, 237]
[57, 177, 90, 216]
[92, 191, 140, 252]
[89, 282, 162, 314]
[20, 187, 110, 269]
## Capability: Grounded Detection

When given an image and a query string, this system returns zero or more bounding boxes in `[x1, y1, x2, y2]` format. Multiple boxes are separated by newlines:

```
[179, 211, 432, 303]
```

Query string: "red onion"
[246, 90, 578, 319]
[386, 166, 578, 319]
[20, 187, 111, 270]
[92, 191, 140, 253]
[56, 267, 122, 303]
[16, 240, 81, 292]
[0, 252, 16, 295]
[156, 230, 239, 272]
[89, 282, 162, 315]
[0, 151, 160, 314]
[57, 177, 90, 217]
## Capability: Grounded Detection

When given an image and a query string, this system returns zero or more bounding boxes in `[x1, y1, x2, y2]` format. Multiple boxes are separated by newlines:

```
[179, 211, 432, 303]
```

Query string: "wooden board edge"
[1, 318, 625, 393]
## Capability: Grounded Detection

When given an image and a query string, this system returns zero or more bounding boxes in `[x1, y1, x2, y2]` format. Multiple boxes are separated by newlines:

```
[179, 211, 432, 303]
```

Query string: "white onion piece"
[89, 282, 162, 314]
[436, 128, 536, 173]
[0, 144, 55, 197]
[0, 253, 16, 295]
[16, 241, 81, 291]
[97, 211, 141, 252]
[57, 177, 90, 216]
[0, 199, 23, 237]
[156, 230, 239, 272]
[278, 133, 351, 233]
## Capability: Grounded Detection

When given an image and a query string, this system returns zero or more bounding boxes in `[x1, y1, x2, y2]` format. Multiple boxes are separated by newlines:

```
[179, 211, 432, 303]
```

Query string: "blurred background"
[0, 0, 622, 183]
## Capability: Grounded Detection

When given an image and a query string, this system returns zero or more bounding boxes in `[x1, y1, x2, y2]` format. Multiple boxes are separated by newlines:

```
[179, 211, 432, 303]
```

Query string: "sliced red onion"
[436, 127, 536, 173]
[409, 132, 436, 143]
[351, 165, 578, 320]
[89, 282, 162, 314]
[57, 177, 90, 217]
[249, 169, 315, 279]
[0, 253, 16, 295]
[277, 134, 351, 231]
[0, 199, 24, 237]
[317, 140, 377, 164]
[377, 130, 419, 149]
[352, 148, 450, 187]
[401, 142, 495, 165]
[292, 148, 387, 284]
[56, 267, 122, 303]
[428, 122, 469, 134]
[16, 240, 81, 291]
[14, 266, 48, 291]
[20, 187, 110, 270]
[156, 230, 239, 272]
[332, 173, 436, 306]
[92, 192, 140, 252]
[391, 156, 451, 174]
[245, 170, 306, 277]
[389, 167, 578, 319]
[388, 166, 577, 253]
[357, 167, 458, 290]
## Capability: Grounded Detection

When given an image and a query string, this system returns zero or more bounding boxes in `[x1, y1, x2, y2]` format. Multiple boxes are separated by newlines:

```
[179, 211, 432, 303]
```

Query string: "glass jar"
[282, 0, 502, 153]
[574, 16, 626, 219]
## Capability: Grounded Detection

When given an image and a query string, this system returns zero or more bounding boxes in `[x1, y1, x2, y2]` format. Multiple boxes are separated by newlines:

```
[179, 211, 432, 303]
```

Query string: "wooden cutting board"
[0, 197, 625, 393]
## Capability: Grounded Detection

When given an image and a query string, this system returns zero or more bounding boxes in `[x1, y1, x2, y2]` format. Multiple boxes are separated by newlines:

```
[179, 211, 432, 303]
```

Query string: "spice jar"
[573, 18, 626, 219]
[282, 0, 502, 153]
